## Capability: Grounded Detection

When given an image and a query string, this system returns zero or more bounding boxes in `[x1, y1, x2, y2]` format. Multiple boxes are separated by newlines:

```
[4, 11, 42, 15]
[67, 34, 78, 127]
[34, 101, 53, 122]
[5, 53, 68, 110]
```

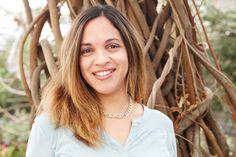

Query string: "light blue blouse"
[26, 106, 177, 157]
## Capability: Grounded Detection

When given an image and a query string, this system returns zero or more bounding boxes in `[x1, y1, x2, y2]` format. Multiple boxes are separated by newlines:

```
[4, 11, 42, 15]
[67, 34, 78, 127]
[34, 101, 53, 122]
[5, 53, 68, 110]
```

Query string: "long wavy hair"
[40, 4, 147, 147]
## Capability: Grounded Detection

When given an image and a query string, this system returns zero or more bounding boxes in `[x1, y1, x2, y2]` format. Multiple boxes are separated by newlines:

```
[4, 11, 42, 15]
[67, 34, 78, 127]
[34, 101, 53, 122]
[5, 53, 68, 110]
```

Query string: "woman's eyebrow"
[105, 38, 121, 43]
[81, 38, 121, 46]
[80, 43, 92, 46]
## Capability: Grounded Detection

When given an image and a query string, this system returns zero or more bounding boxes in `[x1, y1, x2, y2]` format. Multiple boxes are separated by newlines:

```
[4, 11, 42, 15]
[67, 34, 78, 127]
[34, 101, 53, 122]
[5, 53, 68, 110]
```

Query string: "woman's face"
[79, 16, 128, 97]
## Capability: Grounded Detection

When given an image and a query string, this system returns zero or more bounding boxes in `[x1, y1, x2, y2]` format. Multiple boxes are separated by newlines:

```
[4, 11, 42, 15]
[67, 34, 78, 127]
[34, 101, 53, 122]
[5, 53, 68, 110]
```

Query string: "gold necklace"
[102, 97, 133, 119]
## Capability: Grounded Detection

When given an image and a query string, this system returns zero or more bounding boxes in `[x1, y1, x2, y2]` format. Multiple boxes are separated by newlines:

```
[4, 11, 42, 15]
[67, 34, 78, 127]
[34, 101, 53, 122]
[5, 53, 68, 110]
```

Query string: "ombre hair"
[40, 4, 147, 147]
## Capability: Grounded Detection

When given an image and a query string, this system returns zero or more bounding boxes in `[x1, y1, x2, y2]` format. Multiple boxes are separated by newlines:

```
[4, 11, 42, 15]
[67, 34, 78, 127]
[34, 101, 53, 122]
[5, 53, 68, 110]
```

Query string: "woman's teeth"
[94, 70, 113, 77]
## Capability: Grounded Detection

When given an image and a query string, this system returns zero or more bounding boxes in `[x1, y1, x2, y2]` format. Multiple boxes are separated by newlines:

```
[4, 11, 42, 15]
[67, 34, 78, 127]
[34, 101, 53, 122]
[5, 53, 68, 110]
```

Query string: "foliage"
[0, 109, 29, 156]
[0, 20, 29, 157]
[202, 5, 236, 153]
[0, 143, 26, 157]
[0, 108, 29, 157]
[203, 5, 236, 82]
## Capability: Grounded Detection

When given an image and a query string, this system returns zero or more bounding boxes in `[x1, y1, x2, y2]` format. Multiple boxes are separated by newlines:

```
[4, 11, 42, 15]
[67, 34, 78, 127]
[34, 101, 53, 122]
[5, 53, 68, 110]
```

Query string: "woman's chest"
[54, 129, 173, 157]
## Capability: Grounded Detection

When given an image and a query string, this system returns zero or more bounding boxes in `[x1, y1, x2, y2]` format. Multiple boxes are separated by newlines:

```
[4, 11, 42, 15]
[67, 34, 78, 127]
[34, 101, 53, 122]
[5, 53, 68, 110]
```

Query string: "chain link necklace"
[102, 97, 133, 119]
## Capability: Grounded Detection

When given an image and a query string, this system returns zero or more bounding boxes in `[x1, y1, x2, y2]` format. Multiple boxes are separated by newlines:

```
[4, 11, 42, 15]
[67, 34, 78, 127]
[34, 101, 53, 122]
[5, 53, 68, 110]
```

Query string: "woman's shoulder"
[143, 106, 174, 132]
[32, 112, 57, 136]
[26, 113, 60, 156]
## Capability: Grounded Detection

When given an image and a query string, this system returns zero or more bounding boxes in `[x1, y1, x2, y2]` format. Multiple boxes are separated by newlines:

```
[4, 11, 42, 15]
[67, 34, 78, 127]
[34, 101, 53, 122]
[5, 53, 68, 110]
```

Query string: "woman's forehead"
[81, 16, 123, 44]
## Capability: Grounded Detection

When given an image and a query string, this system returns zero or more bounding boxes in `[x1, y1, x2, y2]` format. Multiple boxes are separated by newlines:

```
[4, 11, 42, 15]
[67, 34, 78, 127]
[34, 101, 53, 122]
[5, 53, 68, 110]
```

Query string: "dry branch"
[152, 18, 173, 69]
[22, 0, 33, 25]
[203, 111, 229, 156]
[0, 77, 25, 96]
[191, 0, 221, 70]
[128, 0, 150, 40]
[199, 119, 224, 157]
[18, 6, 49, 105]
[147, 36, 182, 107]
[40, 40, 58, 76]
[29, 12, 48, 79]
[189, 43, 236, 114]
[48, 0, 63, 50]
[31, 62, 47, 108]
[181, 42, 196, 104]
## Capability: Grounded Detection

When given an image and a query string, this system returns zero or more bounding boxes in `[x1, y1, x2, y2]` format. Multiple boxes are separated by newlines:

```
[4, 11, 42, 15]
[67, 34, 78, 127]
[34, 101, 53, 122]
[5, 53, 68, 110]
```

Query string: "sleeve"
[26, 113, 56, 157]
[148, 109, 177, 156]
[155, 110, 177, 156]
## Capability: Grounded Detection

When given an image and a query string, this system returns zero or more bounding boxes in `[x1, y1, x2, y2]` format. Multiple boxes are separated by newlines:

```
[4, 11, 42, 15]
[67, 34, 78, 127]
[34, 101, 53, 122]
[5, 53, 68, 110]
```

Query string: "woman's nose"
[94, 50, 111, 66]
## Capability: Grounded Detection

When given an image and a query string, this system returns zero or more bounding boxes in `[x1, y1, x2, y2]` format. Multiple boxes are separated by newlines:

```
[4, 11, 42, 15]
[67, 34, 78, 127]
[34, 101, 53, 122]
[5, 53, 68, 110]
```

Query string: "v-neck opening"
[102, 105, 148, 147]
[103, 123, 132, 147]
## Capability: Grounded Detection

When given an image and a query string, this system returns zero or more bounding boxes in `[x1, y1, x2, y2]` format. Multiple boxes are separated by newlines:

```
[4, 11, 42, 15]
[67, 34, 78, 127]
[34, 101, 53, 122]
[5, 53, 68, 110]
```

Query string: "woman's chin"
[94, 87, 122, 97]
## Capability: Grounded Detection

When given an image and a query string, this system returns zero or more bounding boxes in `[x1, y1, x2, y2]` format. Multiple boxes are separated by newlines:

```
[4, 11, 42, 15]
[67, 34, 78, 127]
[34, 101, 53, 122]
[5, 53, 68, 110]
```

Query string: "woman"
[26, 5, 177, 157]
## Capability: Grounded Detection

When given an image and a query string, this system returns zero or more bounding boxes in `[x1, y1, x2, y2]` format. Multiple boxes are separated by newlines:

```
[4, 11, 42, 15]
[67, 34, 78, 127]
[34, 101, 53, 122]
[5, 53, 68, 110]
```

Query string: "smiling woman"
[79, 16, 128, 96]
[25, 4, 177, 157]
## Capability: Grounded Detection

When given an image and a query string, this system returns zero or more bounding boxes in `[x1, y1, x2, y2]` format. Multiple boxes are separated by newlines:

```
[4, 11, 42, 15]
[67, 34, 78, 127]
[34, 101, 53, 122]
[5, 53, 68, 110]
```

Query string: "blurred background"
[0, 0, 235, 156]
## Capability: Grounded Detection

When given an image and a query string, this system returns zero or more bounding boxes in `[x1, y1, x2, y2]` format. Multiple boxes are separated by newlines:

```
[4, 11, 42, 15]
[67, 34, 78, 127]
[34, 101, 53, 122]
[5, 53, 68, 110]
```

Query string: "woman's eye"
[107, 44, 120, 49]
[81, 48, 92, 55]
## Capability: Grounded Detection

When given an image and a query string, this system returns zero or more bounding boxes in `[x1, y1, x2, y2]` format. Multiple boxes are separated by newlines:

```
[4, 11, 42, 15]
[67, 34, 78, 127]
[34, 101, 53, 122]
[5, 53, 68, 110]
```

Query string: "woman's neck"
[98, 90, 130, 114]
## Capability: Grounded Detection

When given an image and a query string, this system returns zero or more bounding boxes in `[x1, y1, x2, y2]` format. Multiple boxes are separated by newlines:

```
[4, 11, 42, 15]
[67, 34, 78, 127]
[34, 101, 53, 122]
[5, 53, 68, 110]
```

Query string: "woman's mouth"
[93, 69, 116, 80]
